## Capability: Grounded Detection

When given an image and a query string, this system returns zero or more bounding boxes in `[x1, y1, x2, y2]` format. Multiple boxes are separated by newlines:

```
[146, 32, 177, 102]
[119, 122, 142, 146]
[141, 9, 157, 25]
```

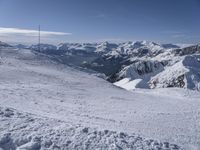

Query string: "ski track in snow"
[0, 48, 200, 149]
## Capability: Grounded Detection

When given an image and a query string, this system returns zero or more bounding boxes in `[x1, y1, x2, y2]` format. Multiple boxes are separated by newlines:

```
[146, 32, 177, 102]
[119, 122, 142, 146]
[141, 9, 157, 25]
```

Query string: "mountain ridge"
[3, 40, 200, 91]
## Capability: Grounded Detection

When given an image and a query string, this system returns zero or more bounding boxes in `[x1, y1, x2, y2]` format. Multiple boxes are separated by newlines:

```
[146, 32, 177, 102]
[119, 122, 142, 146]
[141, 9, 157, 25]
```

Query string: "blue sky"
[0, 0, 200, 44]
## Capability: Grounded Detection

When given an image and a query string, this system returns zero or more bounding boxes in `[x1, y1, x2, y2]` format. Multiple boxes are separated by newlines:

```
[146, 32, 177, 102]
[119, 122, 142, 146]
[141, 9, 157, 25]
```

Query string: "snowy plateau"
[0, 41, 200, 150]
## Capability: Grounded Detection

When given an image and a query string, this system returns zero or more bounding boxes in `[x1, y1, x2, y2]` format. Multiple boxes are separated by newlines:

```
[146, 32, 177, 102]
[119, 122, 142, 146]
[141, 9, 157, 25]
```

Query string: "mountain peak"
[0, 41, 11, 47]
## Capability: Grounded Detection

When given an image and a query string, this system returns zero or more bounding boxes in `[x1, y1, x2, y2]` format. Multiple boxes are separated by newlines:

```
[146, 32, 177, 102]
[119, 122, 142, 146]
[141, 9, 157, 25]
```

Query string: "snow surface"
[0, 47, 200, 149]
[0, 107, 182, 150]
[114, 45, 200, 91]
[149, 55, 200, 90]
[114, 78, 143, 90]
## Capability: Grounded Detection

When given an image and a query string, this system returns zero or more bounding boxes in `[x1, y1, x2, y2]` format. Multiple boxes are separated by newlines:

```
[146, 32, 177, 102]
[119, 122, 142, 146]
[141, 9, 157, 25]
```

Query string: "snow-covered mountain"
[113, 44, 200, 91]
[29, 43, 57, 51]
[35, 41, 177, 76]
[150, 54, 200, 90]
[26, 41, 200, 91]
[161, 43, 180, 49]
[14, 44, 29, 49]
[56, 40, 172, 57]
[113, 60, 165, 89]
[0, 41, 12, 47]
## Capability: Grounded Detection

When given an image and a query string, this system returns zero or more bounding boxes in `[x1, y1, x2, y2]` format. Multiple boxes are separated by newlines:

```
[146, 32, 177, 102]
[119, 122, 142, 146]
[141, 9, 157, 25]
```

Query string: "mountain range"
[3, 40, 200, 91]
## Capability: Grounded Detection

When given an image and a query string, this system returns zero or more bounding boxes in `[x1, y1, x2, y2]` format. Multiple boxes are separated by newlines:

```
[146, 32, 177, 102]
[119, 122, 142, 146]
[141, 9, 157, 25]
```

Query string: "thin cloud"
[171, 33, 186, 38]
[95, 14, 106, 18]
[162, 30, 186, 38]
[0, 27, 71, 37]
[0, 27, 72, 45]
[97, 38, 133, 43]
[91, 13, 110, 19]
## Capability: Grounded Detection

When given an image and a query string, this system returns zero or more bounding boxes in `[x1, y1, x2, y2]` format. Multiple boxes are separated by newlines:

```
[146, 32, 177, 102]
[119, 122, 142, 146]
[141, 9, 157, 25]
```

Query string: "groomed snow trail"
[0, 47, 200, 149]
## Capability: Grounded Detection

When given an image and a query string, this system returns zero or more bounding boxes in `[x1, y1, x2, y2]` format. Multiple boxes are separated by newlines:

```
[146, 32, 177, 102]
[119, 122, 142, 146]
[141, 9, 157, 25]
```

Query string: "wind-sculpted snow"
[0, 107, 183, 150]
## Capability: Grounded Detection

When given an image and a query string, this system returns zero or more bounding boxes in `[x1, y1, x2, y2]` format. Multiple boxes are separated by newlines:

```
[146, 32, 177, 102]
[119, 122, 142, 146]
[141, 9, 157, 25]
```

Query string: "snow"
[114, 60, 164, 89]
[56, 40, 173, 57]
[112, 44, 200, 91]
[150, 55, 200, 90]
[114, 78, 143, 90]
[0, 107, 183, 150]
[58, 43, 97, 53]
[0, 47, 200, 149]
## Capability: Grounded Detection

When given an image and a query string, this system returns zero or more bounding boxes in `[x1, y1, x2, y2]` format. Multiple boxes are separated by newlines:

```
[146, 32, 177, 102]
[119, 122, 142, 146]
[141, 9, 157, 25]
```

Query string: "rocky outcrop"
[115, 60, 164, 80]
[149, 55, 200, 90]
[150, 74, 185, 89]
[173, 45, 200, 56]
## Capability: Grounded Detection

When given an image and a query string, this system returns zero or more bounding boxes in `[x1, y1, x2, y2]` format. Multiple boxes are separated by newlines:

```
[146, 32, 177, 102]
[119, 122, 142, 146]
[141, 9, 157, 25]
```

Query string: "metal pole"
[38, 25, 40, 51]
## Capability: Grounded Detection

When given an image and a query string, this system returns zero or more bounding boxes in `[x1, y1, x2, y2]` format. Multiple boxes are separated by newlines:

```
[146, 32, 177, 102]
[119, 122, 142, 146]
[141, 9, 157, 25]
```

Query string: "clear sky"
[0, 0, 200, 44]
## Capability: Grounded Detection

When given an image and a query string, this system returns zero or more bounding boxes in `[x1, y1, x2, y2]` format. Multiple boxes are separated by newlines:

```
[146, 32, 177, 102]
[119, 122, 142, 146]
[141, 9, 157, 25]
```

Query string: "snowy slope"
[1, 46, 200, 149]
[0, 107, 182, 150]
